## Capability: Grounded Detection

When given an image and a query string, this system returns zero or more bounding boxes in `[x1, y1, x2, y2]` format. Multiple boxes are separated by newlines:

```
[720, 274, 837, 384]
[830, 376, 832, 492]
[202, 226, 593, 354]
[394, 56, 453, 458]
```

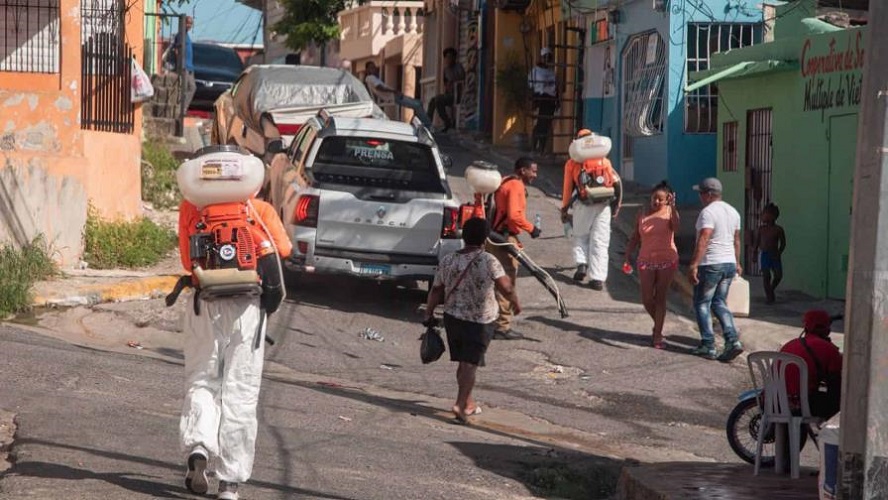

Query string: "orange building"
[0, 0, 145, 266]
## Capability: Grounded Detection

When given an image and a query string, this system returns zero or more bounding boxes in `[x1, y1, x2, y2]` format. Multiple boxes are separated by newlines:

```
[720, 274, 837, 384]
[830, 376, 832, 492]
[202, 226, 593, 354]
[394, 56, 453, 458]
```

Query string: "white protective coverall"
[572, 201, 612, 282]
[180, 295, 265, 483]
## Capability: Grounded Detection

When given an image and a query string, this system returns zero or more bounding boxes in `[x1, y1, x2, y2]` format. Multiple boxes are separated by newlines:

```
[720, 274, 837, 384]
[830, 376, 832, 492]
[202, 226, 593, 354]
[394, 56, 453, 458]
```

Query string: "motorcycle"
[725, 313, 842, 466]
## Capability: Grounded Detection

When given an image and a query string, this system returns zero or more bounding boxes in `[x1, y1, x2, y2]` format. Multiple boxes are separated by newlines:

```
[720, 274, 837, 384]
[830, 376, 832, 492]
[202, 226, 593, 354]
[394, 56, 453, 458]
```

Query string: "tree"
[275, 0, 364, 51]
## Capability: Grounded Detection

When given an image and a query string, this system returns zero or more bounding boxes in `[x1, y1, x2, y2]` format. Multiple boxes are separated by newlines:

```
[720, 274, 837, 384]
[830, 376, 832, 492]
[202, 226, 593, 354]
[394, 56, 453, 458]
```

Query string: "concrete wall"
[717, 27, 866, 299]
[589, 0, 760, 202]
[492, 9, 527, 146]
[596, 0, 670, 185]
[665, 0, 761, 203]
[0, 0, 145, 266]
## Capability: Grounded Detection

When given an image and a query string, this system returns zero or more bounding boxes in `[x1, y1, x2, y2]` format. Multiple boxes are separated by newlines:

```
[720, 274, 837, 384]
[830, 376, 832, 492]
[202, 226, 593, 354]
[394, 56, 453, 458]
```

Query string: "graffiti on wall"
[461, 11, 480, 129]
[801, 30, 865, 115]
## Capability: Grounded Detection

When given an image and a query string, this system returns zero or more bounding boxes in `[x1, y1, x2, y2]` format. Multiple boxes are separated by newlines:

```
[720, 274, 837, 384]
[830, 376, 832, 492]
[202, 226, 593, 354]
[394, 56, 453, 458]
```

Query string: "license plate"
[359, 263, 391, 276]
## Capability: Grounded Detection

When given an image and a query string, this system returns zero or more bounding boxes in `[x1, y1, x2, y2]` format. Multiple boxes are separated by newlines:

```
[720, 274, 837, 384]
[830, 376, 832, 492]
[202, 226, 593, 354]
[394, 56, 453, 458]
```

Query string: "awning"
[685, 60, 799, 92]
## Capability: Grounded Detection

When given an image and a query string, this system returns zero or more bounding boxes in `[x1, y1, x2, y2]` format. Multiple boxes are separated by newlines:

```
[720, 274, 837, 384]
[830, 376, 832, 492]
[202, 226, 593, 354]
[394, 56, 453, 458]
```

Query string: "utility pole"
[840, 2, 888, 498]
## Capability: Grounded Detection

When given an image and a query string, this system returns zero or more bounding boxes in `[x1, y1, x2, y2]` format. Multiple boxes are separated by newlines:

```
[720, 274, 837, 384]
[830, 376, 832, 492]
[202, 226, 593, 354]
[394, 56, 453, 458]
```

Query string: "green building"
[688, 1, 866, 300]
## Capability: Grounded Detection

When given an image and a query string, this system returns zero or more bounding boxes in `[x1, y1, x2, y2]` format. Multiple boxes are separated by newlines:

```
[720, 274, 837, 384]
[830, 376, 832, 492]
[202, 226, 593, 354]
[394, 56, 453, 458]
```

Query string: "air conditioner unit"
[497, 0, 531, 12]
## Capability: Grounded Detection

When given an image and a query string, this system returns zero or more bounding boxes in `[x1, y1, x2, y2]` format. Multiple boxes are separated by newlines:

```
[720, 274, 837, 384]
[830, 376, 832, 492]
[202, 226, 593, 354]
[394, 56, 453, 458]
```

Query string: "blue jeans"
[693, 263, 738, 347]
[395, 94, 432, 127]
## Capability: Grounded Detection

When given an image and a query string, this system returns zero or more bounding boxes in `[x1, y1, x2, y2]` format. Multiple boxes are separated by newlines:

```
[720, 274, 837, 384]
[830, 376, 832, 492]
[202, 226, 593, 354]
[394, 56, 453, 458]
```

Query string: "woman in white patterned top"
[424, 218, 521, 424]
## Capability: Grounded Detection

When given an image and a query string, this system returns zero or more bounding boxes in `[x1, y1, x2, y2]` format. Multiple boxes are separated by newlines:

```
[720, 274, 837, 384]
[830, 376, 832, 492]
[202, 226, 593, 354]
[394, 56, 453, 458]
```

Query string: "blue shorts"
[760, 251, 782, 271]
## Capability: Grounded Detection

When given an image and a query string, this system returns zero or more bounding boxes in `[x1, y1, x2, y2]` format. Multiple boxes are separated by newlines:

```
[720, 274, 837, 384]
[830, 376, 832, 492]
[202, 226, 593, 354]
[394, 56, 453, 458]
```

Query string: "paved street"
[0, 144, 820, 499]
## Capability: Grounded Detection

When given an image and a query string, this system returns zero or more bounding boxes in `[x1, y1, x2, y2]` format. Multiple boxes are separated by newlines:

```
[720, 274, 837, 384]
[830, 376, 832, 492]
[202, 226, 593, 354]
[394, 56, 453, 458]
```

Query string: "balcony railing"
[339, 1, 424, 60]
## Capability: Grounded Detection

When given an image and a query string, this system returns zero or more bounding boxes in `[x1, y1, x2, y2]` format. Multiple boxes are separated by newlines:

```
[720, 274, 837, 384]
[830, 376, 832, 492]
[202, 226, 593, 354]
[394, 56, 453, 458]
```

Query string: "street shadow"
[526, 315, 648, 349]
[10, 439, 357, 500]
[9, 461, 191, 499]
[448, 441, 623, 500]
[277, 272, 428, 325]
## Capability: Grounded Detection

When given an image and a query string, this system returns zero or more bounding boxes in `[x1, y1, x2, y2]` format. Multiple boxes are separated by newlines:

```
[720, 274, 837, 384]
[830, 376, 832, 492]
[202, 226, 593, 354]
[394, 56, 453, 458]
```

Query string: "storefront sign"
[800, 30, 865, 113]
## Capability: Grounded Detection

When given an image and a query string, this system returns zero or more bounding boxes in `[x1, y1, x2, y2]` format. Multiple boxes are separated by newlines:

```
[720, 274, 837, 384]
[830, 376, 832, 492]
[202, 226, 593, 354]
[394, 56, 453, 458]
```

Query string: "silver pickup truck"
[265, 111, 462, 284]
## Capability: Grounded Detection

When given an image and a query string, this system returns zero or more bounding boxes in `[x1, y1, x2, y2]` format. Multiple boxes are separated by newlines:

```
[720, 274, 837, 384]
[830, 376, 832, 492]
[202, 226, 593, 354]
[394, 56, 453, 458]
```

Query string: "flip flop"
[466, 406, 483, 416]
[450, 415, 470, 426]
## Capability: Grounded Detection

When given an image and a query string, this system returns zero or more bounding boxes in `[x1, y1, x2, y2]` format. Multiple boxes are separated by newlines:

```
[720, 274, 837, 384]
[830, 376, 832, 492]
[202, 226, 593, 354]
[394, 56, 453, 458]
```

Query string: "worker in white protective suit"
[172, 147, 293, 500]
[560, 129, 622, 291]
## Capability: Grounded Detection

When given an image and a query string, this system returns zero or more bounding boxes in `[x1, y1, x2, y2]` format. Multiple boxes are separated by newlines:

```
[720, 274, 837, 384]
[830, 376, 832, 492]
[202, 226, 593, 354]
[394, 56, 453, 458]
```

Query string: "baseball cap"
[693, 177, 722, 193]
[803, 309, 832, 334]
[540, 47, 552, 57]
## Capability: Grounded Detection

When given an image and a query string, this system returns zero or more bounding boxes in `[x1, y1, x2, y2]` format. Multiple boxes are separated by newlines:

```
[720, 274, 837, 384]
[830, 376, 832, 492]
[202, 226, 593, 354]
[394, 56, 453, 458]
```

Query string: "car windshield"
[194, 45, 244, 71]
[312, 136, 445, 193]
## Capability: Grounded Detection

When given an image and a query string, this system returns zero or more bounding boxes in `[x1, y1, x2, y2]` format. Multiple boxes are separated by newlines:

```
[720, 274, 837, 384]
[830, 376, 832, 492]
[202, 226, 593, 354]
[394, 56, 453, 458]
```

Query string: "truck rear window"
[312, 137, 446, 193]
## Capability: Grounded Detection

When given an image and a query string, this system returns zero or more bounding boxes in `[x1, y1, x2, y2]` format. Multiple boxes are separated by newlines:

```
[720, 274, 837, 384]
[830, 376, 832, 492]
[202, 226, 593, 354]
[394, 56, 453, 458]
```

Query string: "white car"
[266, 111, 462, 283]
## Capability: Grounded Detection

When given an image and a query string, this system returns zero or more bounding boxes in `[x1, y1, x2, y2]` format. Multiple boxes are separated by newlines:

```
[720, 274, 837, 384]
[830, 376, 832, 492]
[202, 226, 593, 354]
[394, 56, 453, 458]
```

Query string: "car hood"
[194, 65, 241, 83]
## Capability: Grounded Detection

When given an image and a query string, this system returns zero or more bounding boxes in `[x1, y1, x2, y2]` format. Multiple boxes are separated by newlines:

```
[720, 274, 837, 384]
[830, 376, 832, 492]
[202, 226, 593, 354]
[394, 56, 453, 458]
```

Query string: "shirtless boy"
[755, 203, 786, 304]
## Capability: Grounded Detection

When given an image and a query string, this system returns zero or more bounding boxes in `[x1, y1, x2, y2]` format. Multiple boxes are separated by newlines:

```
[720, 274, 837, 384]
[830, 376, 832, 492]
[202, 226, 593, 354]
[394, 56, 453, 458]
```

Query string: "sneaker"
[493, 329, 524, 340]
[573, 265, 587, 282]
[690, 344, 717, 360]
[717, 341, 744, 363]
[184, 448, 209, 494]
[218, 481, 239, 500]
[590, 280, 604, 291]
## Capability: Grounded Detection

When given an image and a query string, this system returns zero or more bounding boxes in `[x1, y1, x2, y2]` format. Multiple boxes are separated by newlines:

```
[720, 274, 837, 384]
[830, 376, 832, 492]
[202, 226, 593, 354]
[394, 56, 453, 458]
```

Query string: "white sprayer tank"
[177, 145, 265, 209]
[465, 161, 503, 195]
[568, 133, 613, 162]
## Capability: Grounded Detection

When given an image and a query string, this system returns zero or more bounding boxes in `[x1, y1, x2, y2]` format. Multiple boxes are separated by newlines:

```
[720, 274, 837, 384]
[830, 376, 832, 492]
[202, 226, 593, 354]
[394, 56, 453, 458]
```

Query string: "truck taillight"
[294, 195, 319, 228]
[442, 207, 459, 239]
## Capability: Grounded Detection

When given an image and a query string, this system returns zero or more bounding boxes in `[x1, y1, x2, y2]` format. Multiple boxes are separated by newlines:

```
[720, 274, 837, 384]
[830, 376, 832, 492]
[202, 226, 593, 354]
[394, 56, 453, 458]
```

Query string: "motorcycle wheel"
[726, 397, 809, 466]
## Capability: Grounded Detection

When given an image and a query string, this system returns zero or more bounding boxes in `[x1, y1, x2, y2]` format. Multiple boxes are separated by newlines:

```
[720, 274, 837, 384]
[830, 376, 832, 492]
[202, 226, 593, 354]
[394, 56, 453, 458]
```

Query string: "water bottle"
[563, 220, 573, 238]
[534, 212, 541, 230]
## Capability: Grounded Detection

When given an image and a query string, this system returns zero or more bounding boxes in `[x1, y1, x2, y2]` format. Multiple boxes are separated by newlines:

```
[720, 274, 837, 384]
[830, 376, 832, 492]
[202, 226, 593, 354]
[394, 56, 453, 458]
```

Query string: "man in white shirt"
[527, 47, 559, 154]
[364, 62, 432, 127]
[688, 177, 744, 362]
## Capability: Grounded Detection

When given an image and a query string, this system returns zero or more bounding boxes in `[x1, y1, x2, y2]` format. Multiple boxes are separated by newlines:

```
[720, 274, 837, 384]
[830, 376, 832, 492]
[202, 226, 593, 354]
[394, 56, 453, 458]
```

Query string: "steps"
[144, 72, 184, 138]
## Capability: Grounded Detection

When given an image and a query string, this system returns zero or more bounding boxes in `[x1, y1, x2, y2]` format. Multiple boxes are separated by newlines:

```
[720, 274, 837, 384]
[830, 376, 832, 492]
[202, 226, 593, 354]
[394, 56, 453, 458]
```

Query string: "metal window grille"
[685, 23, 762, 134]
[622, 31, 666, 137]
[723, 121, 738, 172]
[81, 0, 133, 134]
[0, 1, 60, 73]
[744, 108, 773, 276]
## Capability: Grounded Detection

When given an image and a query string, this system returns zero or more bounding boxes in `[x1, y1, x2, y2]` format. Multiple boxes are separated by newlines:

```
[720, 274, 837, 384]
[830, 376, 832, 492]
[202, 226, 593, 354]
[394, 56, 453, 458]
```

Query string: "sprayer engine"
[189, 202, 270, 271]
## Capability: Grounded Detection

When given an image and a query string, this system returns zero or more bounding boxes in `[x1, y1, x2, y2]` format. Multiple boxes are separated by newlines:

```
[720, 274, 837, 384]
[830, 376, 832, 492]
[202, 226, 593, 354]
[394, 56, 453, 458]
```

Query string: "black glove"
[530, 226, 541, 239]
[257, 254, 284, 315]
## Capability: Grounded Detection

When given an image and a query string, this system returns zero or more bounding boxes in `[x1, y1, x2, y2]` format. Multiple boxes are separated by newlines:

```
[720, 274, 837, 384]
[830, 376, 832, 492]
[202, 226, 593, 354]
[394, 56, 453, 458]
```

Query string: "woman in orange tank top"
[624, 181, 680, 348]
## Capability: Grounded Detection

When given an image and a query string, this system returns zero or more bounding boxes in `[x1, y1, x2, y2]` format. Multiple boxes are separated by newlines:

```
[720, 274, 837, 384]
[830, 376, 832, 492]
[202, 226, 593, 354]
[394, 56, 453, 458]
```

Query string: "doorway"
[744, 108, 773, 276]
[826, 114, 856, 299]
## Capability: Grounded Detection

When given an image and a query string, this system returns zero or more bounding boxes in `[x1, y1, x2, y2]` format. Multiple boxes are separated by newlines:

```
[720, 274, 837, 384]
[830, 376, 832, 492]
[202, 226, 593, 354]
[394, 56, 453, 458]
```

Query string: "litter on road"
[359, 328, 385, 342]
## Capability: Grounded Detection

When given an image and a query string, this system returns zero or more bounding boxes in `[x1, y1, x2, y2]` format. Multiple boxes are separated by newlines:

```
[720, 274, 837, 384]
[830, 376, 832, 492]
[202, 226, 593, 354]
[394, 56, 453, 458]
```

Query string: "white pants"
[571, 201, 612, 281]
[180, 295, 266, 483]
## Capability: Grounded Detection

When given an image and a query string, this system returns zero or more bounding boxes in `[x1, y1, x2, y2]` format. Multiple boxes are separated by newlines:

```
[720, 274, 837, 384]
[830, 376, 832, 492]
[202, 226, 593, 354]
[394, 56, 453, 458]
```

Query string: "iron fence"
[81, 0, 133, 133]
[745, 108, 773, 276]
[0, 0, 61, 73]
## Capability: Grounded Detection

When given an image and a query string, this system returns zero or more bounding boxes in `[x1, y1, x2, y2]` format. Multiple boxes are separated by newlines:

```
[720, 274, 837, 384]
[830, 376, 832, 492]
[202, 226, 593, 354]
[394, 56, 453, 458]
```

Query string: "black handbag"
[420, 324, 445, 364]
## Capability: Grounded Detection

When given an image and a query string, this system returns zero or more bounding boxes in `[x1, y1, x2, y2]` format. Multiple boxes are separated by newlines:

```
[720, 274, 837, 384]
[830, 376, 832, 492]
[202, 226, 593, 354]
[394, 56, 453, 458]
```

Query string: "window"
[622, 31, 666, 137]
[312, 137, 445, 193]
[685, 23, 762, 134]
[723, 121, 738, 172]
[0, 0, 60, 73]
[80, 0, 133, 133]
[590, 17, 611, 44]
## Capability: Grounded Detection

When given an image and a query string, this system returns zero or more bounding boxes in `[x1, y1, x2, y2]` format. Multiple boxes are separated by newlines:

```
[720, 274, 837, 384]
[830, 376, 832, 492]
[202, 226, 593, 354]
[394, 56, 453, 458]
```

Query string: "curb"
[32, 275, 182, 308]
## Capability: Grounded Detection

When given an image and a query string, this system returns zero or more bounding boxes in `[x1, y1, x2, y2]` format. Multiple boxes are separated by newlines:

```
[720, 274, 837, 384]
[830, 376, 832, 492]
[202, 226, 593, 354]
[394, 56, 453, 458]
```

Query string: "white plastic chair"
[747, 351, 820, 478]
